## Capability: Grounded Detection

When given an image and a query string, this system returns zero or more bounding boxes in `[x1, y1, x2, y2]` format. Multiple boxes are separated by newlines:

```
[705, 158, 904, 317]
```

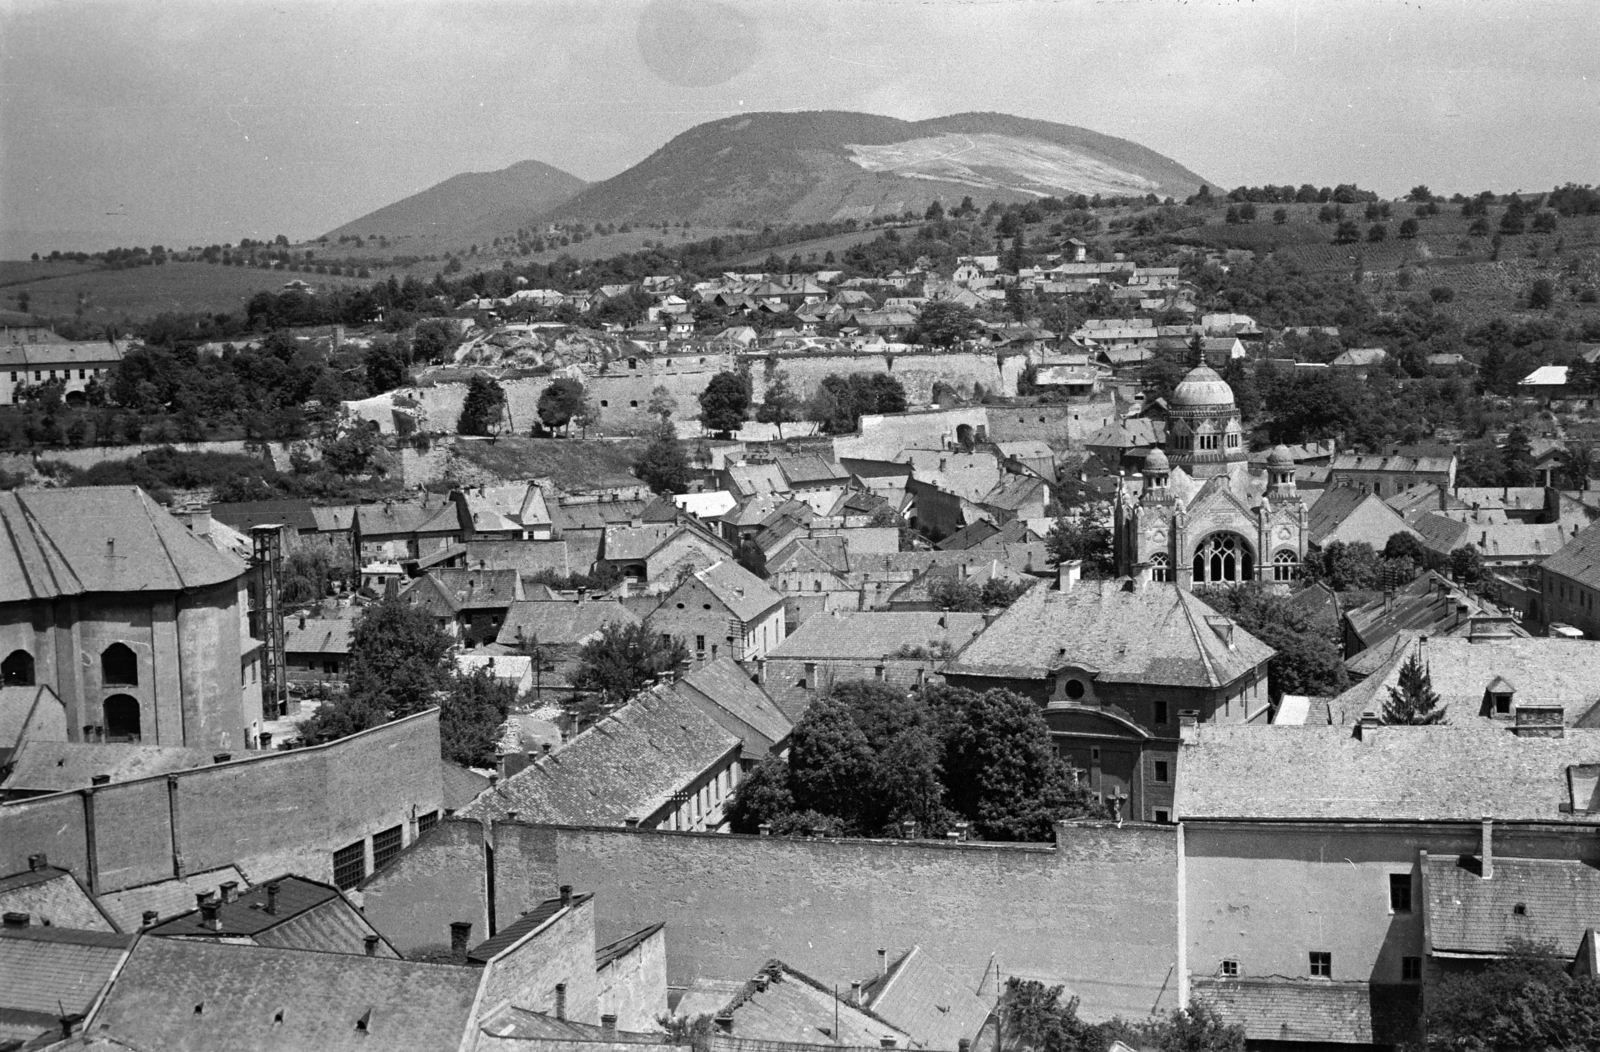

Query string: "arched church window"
[2, 649, 35, 687]
[102, 643, 138, 687]
[1149, 553, 1172, 583]
[1273, 550, 1299, 581]
[104, 694, 141, 742]
[1193, 533, 1254, 584]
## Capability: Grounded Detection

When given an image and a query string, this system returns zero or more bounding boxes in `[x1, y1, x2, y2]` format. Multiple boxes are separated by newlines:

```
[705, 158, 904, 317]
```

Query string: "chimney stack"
[91, 774, 110, 786]
[219, 881, 238, 904]
[141, 910, 159, 927]
[559, 884, 573, 906]
[1058, 559, 1082, 592]
[26, 853, 46, 872]
[364, 935, 380, 957]
[555, 983, 567, 1021]
[878, 948, 887, 976]
[266, 882, 281, 915]
[449, 921, 473, 961]
[1481, 815, 1494, 880]
[1357, 711, 1381, 740]
[200, 901, 222, 931]
[850, 980, 863, 1005]
[195, 891, 215, 910]
[714, 1014, 734, 1034]
[2, 912, 29, 928]
[602, 1015, 617, 1032]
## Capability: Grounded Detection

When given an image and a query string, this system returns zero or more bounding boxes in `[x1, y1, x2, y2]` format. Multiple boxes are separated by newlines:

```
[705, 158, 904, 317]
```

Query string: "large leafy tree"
[633, 421, 692, 495]
[457, 375, 506, 436]
[363, 337, 407, 394]
[914, 301, 980, 347]
[441, 665, 517, 767]
[1197, 583, 1347, 699]
[1423, 940, 1600, 1051]
[572, 621, 690, 714]
[1383, 651, 1447, 725]
[698, 371, 750, 435]
[1045, 508, 1114, 578]
[756, 373, 800, 438]
[536, 377, 586, 435]
[786, 696, 876, 821]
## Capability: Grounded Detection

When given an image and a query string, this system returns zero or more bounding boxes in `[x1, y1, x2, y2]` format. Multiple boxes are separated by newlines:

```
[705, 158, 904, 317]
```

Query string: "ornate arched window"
[2, 649, 35, 687]
[1149, 552, 1172, 583]
[1193, 533, 1254, 584]
[101, 643, 138, 687]
[1273, 550, 1299, 581]
[104, 694, 141, 742]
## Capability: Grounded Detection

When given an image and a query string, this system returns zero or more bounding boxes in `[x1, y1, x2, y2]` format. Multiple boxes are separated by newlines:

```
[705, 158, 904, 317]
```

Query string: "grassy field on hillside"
[3, 262, 378, 322]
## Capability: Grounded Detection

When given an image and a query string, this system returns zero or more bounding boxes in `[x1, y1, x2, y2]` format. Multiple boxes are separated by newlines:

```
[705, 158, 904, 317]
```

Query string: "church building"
[1114, 365, 1307, 588]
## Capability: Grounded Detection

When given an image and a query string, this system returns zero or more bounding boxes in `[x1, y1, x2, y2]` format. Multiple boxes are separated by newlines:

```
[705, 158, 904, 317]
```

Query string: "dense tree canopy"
[698, 371, 751, 435]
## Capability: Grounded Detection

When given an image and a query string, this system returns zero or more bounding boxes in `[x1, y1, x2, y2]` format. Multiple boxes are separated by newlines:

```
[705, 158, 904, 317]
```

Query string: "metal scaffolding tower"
[251, 525, 289, 721]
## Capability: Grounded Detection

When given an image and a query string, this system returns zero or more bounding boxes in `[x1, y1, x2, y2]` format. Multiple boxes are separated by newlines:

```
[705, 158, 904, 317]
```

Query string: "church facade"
[1114, 365, 1307, 589]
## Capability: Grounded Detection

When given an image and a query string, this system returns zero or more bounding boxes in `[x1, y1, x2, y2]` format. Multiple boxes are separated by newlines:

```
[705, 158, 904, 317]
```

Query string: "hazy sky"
[1, 0, 1595, 256]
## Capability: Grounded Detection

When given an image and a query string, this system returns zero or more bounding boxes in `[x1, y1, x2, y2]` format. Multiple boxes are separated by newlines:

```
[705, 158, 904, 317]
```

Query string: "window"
[103, 694, 141, 741]
[1273, 550, 1299, 581]
[1149, 552, 1171, 582]
[1220, 959, 1239, 977]
[1091, 747, 1100, 761]
[695, 635, 706, 653]
[333, 840, 366, 890]
[600, 400, 608, 407]
[1493, 692, 1511, 715]
[1309, 952, 1332, 977]
[1390, 873, 1412, 912]
[101, 643, 138, 686]
[1064, 678, 1085, 700]
[418, 811, 440, 835]
[1, 649, 35, 687]
[1154, 701, 1169, 725]
[373, 825, 404, 870]
[1402, 956, 1422, 981]
[1154, 760, 1170, 783]
[1154, 809, 1170, 824]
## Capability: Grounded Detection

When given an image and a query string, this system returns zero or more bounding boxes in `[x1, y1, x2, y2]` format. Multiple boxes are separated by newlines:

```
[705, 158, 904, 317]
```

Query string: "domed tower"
[1165, 365, 1246, 479]
[1266, 444, 1297, 500]
[1140, 447, 1171, 502]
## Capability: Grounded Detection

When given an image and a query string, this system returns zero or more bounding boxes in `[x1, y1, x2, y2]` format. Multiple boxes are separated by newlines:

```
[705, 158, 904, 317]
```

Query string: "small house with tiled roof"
[403, 567, 525, 646]
[1537, 516, 1600, 636]
[677, 959, 912, 1050]
[645, 560, 785, 665]
[597, 522, 732, 590]
[0, 855, 118, 932]
[354, 497, 464, 578]
[146, 873, 399, 958]
[284, 615, 354, 684]
[944, 568, 1272, 823]
[857, 945, 992, 1051]
[674, 656, 793, 761]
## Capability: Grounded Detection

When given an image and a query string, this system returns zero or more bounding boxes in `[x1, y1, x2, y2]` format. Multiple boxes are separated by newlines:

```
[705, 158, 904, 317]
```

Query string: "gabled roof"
[95, 867, 248, 932]
[946, 582, 1272, 688]
[458, 686, 740, 825]
[145, 874, 396, 957]
[1305, 485, 1417, 548]
[283, 617, 354, 656]
[725, 462, 790, 497]
[1330, 452, 1454, 474]
[1423, 854, 1600, 957]
[467, 891, 592, 963]
[860, 945, 991, 1051]
[549, 500, 650, 533]
[461, 539, 574, 578]
[776, 455, 850, 486]
[687, 560, 784, 622]
[0, 926, 134, 1022]
[1192, 976, 1417, 1045]
[2, 741, 214, 794]
[206, 499, 319, 534]
[596, 922, 665, 971]
[0, 866, 117, 933]
[87, 937, 481, 1052]
[769, 612, 988, 662]
[979, 475, 1046, 512]
[1540, 517, 1600, 589]
[406, 567, 522, 613]
[0, 487, 245, 602]
[354, 499, 461, 537]
[677, 657, 793, 753]
[682, 960, 910, 1048]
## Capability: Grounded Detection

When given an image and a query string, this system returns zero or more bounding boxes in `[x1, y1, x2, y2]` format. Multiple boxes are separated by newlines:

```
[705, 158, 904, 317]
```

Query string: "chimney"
[880, 1038, 897, 1049]
[601, 1015, 617, 1032]
[878, 948, 887, 976]
[1178, 710, 1199, 743]
[714, 1013, 734, 1034]
[850, 980, 863, 1005]
[141, 910, 159, 927]
[364, 935, 380, 957]
[449, 921, 473, 961]
[266, 882, 281, 915]
[555, 983, 567, 1021]
[1058, 559, 1082, 592]
[106, 538, 114, 558]
[200, 901, 222, 931]
[1481, 815, 1494, 880]
[1357, 711, 1381, 740]
[901, 819, 917, 839]
[2, 912, 29, 928]
[212, 753, 231, 764]
[91, 774, 110, 786]
[299, 615, 307, 630]
[219, 881, 238, 904]
[758, 823, 772, 836]
[26, 853, 46, 872]
[259, 731, 273, 749]
[959, 1041, 971, 1052]
[559, 884, 573, 906]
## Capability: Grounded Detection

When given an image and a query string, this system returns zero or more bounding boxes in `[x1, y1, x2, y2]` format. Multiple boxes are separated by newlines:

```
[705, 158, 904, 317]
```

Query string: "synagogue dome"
[1170, 365, 1235, 408]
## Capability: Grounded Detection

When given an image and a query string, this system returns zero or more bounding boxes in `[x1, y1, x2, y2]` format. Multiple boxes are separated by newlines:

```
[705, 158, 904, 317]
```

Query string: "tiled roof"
[459, 686, 740, 825]
[550, 500, 650, 533]
[1333, 635, 1600, 725]
[2, 741, 214, 793]
[1330, 453, 1454, 474]
[1540, 517, 1600, 589]
[769, 612, 988, 662]
[946, 582, 1272, 688]
[602, 523, 688, 562]
[355, 499, 461, 537]
[478, 1005, 678, 1048]
[726, 463, 789, 497]
[935, 521, 1000, 552]
[692, 560, 784, 622]
[283, 617, 354, 656]
[467, 893, 590, 963]
[411, 567, 522, 612]
[1178, 723, 1600, 822]
[88, 937, 482, 1052]
[596, 922, 664, 971]
[311, 505, 356, 532]
[1343, 572, 1483, 651]
[678, 657, 793, 753]
[96, 867, 248, 931]
[1424, 854, 1600, 956]
[0, 867, 116, 932]
[0, 926, 133, 1017]
[495, 599, 639, 649]
[861, 946, 991, 1052]
[979, 475, 1046, 512]
[777, 456, 849, 486]
[207, 499, 319, 534]
[686, 961, 910, 1048]
[144, 875, 389, 958]
[1191, 977, 1419, 1045]
[0, 487, 245, 602]
[1305, 486, 1410, 547]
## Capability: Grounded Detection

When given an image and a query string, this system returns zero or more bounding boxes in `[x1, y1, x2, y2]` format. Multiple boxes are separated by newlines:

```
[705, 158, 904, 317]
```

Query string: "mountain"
[547, 110, 1213, 227]
[323, 160, 587, 241]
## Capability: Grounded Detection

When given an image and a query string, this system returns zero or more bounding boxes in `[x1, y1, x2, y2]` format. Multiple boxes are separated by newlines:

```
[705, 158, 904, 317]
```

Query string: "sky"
[1, 0, 1596, 257]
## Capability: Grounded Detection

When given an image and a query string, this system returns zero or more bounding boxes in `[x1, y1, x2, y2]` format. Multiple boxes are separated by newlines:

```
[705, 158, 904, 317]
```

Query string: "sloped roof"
[690, 560, 784, 622]
[1306, 485, 1416, 548]
[87, 937, 481, 1052]
[354, 500, 460, 537]
[0, 866, 115, 933]
[96, 867, 247, 932]
[2, 741, 214, 793]
[283, 617, 354, 656]
[495, 599, 638, 649]
[467, 892, 591, 963]
[146, 875, 394, 957]
[777, 456, 850, 486]
[685, 960, 910, 1048]
[602, 522, 700, 563]
[725, 463, 789, 497]
[1191, 977, 1418, 1045]
[946, 583, 1272, 688]
[1423, 854, 1600, 957]
[861, 946, 991, 1051]
[0, 487, 245, 602]
[459, 686, 740, 825]
[1330, 452, 1454, 475]
[1343, 573, 1482, 651]
[770, 611, 989, 662]
[207, 499, 319, 534]
[678, 657, 793, 753]
[596, 922, 666, 971]
[409, 567, 522, 613]
[462, 539, 574, 579]
[549, 500, 649, 533]
[979, 475, 1046, 512]
[1178, 723, 1600, 822]
[1540, 517, 1600, 589]
[0, 926, 133, 1019]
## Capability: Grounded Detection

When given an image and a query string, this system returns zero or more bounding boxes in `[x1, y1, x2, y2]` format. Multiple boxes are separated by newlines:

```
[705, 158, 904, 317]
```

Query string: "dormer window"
[1494, 693, 1512, 716]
